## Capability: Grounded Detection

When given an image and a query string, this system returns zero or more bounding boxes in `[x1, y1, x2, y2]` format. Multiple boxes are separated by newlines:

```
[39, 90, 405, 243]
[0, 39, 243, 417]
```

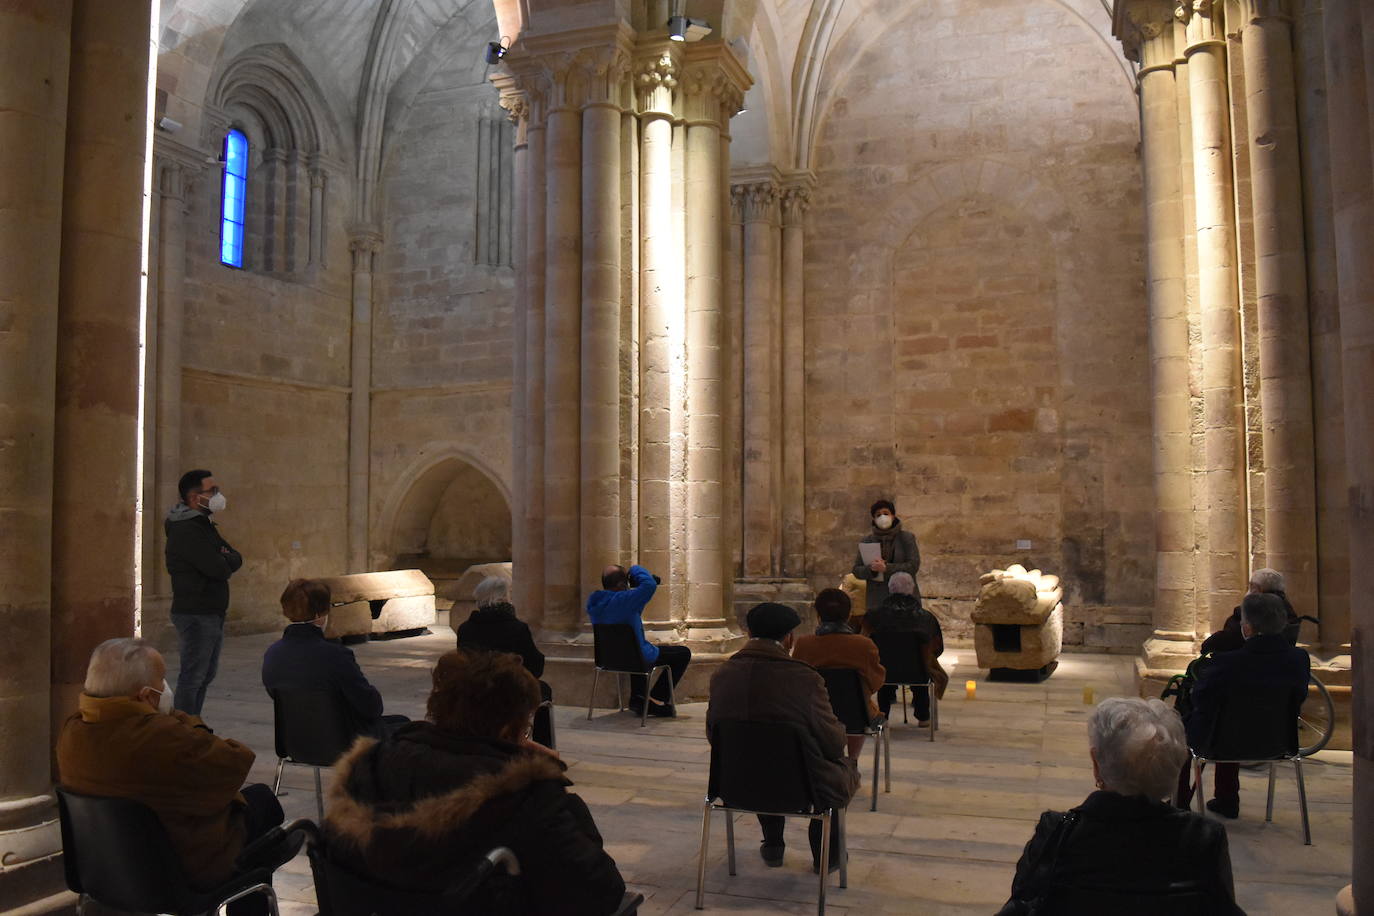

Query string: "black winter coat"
[324, 723, 625, 916]
[456, 603, 545, 677]
[262, 623, 386, 736]
[1199, 592, 1300, 655]
[165, 506, 242, 615]
[1185, 633, 1310, 753]
[998, 791, 1244, 915]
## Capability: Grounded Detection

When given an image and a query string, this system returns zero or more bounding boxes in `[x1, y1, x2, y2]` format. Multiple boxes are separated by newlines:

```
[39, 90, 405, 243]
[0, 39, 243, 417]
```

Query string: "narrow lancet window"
[220, 129, 248, 267]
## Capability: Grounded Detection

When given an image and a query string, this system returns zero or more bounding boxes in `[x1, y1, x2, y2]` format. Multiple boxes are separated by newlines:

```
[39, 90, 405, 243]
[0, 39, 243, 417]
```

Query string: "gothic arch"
[374, 447, 513, 570]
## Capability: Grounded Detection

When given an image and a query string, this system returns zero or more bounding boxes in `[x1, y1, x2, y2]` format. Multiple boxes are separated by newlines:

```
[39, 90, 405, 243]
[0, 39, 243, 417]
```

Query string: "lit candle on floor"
[966, 680, 977, 699]
[1083, 686, 1094, 705]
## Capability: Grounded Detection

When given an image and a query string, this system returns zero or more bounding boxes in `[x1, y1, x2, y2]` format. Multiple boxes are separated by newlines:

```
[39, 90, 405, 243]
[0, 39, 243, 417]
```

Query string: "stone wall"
[803, 0, 1153, 648]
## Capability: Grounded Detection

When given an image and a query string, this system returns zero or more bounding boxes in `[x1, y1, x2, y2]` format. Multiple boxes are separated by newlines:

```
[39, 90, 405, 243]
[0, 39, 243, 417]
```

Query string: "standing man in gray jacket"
[165, 469, 241, 715]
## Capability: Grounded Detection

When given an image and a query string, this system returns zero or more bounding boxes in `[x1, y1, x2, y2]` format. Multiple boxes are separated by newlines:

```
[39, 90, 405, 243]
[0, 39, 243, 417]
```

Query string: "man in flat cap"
[706, 602, 859, 873]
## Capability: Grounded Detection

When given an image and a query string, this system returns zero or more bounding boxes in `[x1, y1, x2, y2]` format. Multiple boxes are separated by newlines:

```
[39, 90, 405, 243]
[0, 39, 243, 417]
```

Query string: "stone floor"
[171, 626, 1352, 915]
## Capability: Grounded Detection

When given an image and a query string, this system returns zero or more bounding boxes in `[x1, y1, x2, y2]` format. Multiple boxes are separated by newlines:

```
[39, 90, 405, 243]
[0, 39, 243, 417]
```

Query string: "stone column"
[152, 159, 190, 607]
[542, 60, 584, 630]
[724, 176, 746, 583]
[0, 0, 71, 891]
[1323, 2, 1374, 907]
[1117, 1, 1198, 669]
[580, 51, 627, 602]
[518, 84, 549, 628]
[50, 0, 150, 724]
[1236, 0, 1319, 615]
[347, 230, 381, 573]
[1293, 0, 1349, 650]
[308, 156, 326, 267]
[1183, 0, 1248, 631]
[261, 147, 286, 272]
[737, 176, 781, 579]
[779, 177, 811, 579]
[681, 49, 746, 641]
[637, 50, 679, 626]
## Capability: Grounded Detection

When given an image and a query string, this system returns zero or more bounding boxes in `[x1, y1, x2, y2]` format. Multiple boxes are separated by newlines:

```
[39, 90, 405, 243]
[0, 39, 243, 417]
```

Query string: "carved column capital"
[634, 49, 679, 116]
[731, 181, 779, 224]
[1230, 0, 1291, 31]
[1179, 0, 1226, 49]
[348, 227, 383, 269]
[780, 185, 812, 227]
[573, 45, 633, 109]
[1114, 0, 1178, 69]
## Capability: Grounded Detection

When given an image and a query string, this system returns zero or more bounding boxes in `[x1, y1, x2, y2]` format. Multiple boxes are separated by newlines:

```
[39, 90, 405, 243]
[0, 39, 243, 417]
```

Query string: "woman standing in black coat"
[324, 651, 628, 916]
[998, 697, 1244, 915]
[851, 499, 920, 612]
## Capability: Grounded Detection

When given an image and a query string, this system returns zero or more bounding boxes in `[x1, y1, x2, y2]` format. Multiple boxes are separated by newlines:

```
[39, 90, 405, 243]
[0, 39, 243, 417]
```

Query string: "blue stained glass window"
[220, 129, 248, 267]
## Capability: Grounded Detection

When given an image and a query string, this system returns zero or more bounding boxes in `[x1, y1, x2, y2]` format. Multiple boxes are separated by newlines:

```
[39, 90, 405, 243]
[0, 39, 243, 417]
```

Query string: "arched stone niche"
[379, 452, 513, 602]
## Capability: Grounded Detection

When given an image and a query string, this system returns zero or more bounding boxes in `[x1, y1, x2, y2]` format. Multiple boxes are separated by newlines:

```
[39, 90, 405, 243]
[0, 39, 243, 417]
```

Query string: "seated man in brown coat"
[792, 588, 886, 757]
[57, 637, 284, 914]
[707, 602, 860, 873]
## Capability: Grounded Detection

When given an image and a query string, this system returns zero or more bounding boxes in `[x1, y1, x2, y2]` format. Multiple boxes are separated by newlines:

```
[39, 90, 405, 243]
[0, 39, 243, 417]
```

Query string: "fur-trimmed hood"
[325, 725, 567, 849]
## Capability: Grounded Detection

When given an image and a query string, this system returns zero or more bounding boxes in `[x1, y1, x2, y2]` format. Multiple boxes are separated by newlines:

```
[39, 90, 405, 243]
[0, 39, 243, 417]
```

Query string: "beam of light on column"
[134, 0, 161, 636]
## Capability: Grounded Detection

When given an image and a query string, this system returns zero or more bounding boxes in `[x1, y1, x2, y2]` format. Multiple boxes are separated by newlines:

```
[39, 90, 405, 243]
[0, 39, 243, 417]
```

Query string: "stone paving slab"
[160, 625, 1352, 915]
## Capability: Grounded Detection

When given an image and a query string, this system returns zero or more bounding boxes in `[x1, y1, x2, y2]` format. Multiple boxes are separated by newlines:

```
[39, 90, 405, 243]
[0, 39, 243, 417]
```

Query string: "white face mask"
[874, 514, 894, 530]
[205, 492, 227, 513]
[148, 679, 174, 715]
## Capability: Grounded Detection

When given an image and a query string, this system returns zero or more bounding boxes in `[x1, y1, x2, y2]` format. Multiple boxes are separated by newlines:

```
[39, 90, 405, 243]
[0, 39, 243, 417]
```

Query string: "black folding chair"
[308, 825, 643, 916]
[870, 630, 939, 737]
[56, 786, 308, 916]
[270, 688, 358, 821]
[818, 667, 889, 811]
[1189, 683, 1312, 845]
[587, 623, 675, 727]
[696, 720, 847, 915]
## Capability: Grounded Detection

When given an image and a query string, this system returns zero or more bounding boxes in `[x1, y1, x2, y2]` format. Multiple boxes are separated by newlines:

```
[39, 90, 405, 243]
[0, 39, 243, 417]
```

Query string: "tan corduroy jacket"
[791, 631, 887, 719]
[56, 694, 255, 887]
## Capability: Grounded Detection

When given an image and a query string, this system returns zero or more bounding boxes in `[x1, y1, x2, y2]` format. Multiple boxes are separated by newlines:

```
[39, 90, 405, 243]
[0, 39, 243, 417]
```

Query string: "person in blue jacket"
[586, 564, 691, 717]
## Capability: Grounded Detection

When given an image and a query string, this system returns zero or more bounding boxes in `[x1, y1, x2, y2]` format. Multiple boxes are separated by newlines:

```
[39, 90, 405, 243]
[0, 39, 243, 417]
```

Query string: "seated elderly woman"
[862, 571, 947, 725]
[997, 697, 1243, 915]
[456, 576, 554, 745]
[324, 650, 628, 915]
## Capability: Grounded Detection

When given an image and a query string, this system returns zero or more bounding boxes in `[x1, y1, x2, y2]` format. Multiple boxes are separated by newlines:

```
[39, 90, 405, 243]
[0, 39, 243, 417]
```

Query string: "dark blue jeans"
[172, 613, 225, 716]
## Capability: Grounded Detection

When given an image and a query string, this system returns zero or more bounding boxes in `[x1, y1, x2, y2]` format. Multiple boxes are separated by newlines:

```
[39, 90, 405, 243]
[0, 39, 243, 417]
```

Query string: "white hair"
[83, 637, 161, 698]
[473, 576, 512, 608]
[1088, 697, 1187, 800]
[888, 572, 916, 596]
[1248, 567, 1285, 595]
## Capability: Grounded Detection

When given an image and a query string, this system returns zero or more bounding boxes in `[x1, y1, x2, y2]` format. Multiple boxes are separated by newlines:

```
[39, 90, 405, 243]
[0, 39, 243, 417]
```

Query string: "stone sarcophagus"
[320, 569, 436, 641]
[972, 565, 1063, 681]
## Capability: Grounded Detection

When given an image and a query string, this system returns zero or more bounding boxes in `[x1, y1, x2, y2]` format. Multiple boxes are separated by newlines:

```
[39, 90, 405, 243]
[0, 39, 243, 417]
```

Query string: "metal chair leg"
[265, 885, 281, 916]
[929, 684, 937, 741]
[901, 685, 909, 724]
[1193, 759, 1207, 814]
[615, 673, 623, 712]
[695, 802, 712, 909]
[837, 806, 848, 889]
[588, 668, 600, 720]
[1294, 756, 1312, 845]
[817, 810, 831, 916]
[884, 726, 892, 793]
[273, 758, 286, 795]
[314, 767, 324, 824]
[870, 729, 880, 811]
[1266, 762, 1277, 822]
[725, 812, 736, 876]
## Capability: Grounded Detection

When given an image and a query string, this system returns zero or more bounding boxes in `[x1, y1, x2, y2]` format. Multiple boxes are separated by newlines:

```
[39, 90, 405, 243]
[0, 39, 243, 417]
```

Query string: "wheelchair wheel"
[1298, 674, 1335, 757]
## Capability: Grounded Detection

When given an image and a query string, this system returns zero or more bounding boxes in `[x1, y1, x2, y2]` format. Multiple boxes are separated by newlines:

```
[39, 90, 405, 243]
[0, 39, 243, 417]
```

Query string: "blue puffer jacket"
[585, 565, 659, 664]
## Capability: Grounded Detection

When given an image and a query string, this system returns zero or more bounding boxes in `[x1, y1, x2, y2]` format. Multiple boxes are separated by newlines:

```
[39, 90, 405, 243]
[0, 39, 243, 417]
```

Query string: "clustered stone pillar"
[730, 169, 813, 591]
[500, 32, 749, 649]
[1117, 0, 1373, 904]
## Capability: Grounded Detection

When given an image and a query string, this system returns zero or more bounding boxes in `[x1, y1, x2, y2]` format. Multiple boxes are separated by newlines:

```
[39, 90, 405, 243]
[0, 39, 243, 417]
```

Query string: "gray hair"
[473, 576, 511, 608]
[1248, 567, 1285, 595]
[83, 637, 161, 698]
[888, 572, 916, 596]
[1088, 697, 1187, 800]
[1241, 592, 1288, 635]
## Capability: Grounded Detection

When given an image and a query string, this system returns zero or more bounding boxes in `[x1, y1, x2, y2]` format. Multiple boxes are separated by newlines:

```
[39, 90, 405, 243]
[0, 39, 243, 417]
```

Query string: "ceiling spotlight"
[484, 37, 510, 65]
[667, 15, 712, 42]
